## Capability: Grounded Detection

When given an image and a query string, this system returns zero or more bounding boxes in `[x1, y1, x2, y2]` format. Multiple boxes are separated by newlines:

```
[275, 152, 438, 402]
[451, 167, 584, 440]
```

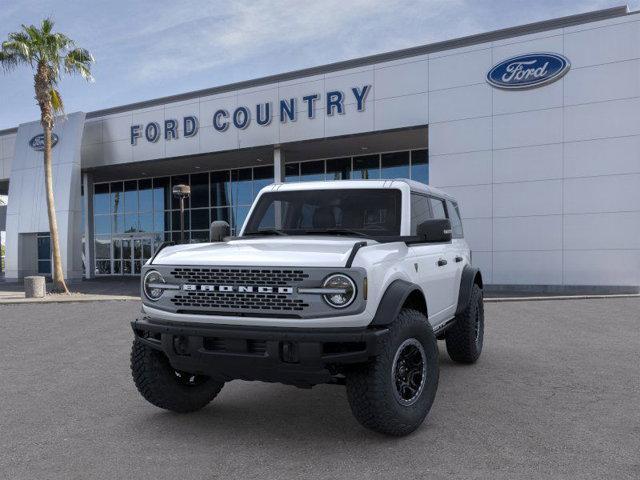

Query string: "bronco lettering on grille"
[182, 284, 294, 294]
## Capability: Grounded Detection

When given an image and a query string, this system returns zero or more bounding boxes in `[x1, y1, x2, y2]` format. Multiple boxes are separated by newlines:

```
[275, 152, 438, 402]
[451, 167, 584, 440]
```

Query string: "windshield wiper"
[243, 229, 288, 237]
[304, 228, 371, 238]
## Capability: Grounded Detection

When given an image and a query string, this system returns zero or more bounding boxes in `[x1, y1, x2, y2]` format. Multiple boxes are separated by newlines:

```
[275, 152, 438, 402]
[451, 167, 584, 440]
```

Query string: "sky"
[0, 0, 638, 130]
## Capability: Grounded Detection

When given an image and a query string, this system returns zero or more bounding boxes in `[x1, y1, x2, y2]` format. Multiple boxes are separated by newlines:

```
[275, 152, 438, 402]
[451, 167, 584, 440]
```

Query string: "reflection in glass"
[326, 158, 350, 180]
[96, 260, 111, 275]
[234, 206, 251, 234]
[111, 182, 123, 214]
[171, 175, 189, 209]
[232, 168, 253, 206]
[139, 213, 153, 232]
[411, 149, 429, 185]
[113, 239, 122, 259]
[95, 236, 110, 259]
[124, 180, 138, 213]
[124, 213, 139, 232]
[285, 163, 299, 182]
[94, 183, 110, 215]
[122, 239, 132, 259]
[381, 151, 410, 179]
[94, 215, 111, 235]
[171, 210, 190, 232]
[190, 231, 209, 243]
[190, 172, 209, 208]
[138, 178, 153, 212]
[353, 155, 380, 179]
[211, 171, 231, 207]
[190, 208, 210, 230]
[253, 166, 273, 194]
[153, 177, 170, 212]
[300, 160, 325, 182]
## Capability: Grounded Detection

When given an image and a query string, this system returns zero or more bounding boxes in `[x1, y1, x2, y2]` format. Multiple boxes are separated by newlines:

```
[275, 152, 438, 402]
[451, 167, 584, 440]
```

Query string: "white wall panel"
[564, 250, 640, 286]
[429, 150, 492, 187]
[493, 251, 563, 284]
[373, 93, 428, 132]
[199, 125, 238, 153]
[102, 139, 133, 165]
[428, 48, 492, 91]
[493, 215, 563, 251]
[102, 114, 133, 143]
[429, 116, 491, 155]
[324, 68, 374, 107]
[82, 120, 102, 145]
[461, 218, 492, 252]
[429, 83, 491, 123]
[564, 174, 640, 214]
[325, 102, 374, 138]
[564, 212, 640, 250]
[564, 136, 640, 178]
[493, 180, 562, 217]
[492, 80, 563, 115]
[564, 20, 640, 68]
[564, 97, 640, 142]
[493, 108, 562, 149]
[442, 184, 492, 219]
[279, 112, 325, 144]
[564, 60, 640, 106]
[374, 60, 427, 100]
[493, 143, 563, 183]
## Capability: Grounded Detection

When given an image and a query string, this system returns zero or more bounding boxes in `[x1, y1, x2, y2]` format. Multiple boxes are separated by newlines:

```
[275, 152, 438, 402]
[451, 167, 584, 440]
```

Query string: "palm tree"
[0, 18, 93, 293]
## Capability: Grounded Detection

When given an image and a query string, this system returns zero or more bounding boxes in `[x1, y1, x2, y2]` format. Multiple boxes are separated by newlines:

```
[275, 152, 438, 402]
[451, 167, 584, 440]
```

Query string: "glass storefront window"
[300, 160, 325, 182]
[190, 172, 209, 208]
[411, 149, 429, 185]
[91, 149, 428, 275]
[381, 151, 410, 179]
[94, 183, 110, 215]
[353, 154, 380, 179]
[211, 171, 231, 207]
[138, 178, 153, 212]
[326, 158, 350, 180]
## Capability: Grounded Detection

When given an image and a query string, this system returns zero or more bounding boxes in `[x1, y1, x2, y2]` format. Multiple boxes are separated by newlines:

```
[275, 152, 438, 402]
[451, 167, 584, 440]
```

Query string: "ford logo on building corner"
[29, 133, 59, 151]
[487, 53, 570, 90]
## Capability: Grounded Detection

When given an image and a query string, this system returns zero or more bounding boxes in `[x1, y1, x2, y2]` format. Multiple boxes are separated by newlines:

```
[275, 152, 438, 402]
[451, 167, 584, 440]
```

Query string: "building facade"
[0, 6, 639, 292]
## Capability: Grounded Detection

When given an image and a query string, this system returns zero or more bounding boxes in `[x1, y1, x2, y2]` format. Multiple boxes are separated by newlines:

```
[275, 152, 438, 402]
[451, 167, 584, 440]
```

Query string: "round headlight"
[143, 270, 165, 301]
[322, 274, 356, 308]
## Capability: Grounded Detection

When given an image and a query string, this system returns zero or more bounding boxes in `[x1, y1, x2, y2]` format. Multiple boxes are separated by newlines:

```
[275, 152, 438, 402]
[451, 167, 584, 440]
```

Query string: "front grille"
[170, 291, 310, 312]
[203, 337, 267, 355]
[170, 267, 309, 286]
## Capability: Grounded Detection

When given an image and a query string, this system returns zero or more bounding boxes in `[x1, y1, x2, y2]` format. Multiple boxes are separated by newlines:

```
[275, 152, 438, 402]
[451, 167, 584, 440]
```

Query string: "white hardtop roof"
[264, 179, 456, 201]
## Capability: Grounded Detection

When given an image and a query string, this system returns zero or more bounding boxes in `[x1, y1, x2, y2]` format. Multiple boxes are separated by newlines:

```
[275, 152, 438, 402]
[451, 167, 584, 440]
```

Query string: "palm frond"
[50, 87, 64, 113]
[64, 47, 94, 81]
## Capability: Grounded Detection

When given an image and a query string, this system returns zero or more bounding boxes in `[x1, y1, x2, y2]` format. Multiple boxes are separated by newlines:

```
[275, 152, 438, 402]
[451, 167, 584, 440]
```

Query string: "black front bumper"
[131, 317, 389, 386]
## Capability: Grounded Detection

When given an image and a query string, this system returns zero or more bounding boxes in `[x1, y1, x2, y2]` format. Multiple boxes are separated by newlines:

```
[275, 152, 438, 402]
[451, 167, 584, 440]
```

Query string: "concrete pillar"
[82, 172, 94, 279]
[274, 146, 286, 183]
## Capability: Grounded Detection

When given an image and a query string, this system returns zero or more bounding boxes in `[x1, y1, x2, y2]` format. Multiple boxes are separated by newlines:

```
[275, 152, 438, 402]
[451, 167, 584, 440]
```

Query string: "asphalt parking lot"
[1, 298, 639, 479]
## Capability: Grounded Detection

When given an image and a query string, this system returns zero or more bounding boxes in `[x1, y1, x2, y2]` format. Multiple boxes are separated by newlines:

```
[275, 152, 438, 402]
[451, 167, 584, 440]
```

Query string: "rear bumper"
[131, 317, 388, 386]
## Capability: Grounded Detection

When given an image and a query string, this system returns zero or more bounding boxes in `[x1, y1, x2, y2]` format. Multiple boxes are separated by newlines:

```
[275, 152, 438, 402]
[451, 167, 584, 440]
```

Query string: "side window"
[446, 200, 464, 238]
[429, 197, 447, 219]
[410, 193, 432, 234]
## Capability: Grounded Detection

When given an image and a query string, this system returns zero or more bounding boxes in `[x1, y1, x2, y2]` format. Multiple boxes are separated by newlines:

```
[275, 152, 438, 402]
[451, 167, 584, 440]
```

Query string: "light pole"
[172, 184, 191, 244]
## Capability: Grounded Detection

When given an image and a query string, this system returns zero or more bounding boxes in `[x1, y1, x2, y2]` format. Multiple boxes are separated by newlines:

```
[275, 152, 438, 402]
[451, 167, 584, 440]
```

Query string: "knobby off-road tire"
[131, 340, 224, 413]
[345, 309, 439, 436]
[445, 283, 484, 363]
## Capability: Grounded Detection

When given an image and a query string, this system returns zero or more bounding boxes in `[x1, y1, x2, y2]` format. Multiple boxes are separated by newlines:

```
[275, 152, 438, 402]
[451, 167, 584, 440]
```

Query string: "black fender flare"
[455, 265, 483, 316]
[370, 279, 426, 326]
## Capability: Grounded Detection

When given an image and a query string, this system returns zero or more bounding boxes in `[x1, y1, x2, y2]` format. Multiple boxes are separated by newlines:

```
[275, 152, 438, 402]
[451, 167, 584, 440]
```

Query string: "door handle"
[437, 258, 447, 267]
[455, 256, 463, 263]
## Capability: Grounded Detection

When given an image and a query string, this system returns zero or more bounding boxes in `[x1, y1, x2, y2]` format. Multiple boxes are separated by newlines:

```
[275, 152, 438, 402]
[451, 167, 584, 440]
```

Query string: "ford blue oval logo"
[487, 53, 570, 90]
[29, 133, 59, 151]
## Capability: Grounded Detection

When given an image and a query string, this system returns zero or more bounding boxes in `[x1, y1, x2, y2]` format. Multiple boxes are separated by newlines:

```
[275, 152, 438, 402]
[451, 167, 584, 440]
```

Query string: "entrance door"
[110, 234, 155, 275]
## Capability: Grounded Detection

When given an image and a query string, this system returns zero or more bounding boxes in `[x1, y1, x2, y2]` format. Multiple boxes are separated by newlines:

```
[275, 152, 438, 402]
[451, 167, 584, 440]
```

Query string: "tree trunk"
[43, 123, 69, 294]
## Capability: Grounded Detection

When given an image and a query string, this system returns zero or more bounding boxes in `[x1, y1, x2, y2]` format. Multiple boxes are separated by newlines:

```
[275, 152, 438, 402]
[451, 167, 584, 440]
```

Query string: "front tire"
[445, 283, 484, 363]
[346, 309, 439, 436]
[131, 339, 224, 413]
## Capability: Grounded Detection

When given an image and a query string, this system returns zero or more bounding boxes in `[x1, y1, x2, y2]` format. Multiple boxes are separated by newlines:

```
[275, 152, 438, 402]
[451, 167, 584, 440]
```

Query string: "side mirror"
[210, 221, 231, 242]
[416, 218, 452, 243]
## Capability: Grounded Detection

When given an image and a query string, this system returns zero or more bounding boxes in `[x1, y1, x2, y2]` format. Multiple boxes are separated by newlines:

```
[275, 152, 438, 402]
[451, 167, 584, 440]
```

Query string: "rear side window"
[410, 193, 432, 234]
[446, 200, 464, 238]
[429, 197, 447, 219]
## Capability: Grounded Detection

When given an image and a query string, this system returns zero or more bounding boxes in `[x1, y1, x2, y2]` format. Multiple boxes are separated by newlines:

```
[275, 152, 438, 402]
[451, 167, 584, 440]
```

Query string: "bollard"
[24, 276, 46, 298]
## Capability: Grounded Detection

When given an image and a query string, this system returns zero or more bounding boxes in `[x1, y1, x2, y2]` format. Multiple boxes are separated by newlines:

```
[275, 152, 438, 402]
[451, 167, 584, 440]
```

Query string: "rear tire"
[445, 283, 484, 363]
[346, 309, 439, 436]
[131, 340, 224, 413]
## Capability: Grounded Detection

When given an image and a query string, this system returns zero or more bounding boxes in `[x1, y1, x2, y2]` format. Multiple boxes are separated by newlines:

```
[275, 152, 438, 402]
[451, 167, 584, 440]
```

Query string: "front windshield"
[242, 188, 402, 237]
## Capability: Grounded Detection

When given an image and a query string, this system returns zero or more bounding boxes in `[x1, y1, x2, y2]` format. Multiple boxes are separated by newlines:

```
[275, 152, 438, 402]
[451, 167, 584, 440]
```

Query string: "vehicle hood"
[151, 236, 369, 267]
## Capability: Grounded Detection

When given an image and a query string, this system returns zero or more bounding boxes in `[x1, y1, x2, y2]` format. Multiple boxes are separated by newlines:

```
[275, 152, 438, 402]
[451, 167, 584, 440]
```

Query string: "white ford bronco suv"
[131, 179, 484, 436]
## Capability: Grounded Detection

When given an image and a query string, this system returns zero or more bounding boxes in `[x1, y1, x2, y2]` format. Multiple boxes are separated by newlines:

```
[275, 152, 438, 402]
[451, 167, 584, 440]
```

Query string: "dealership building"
[0, 5, 639, 292]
